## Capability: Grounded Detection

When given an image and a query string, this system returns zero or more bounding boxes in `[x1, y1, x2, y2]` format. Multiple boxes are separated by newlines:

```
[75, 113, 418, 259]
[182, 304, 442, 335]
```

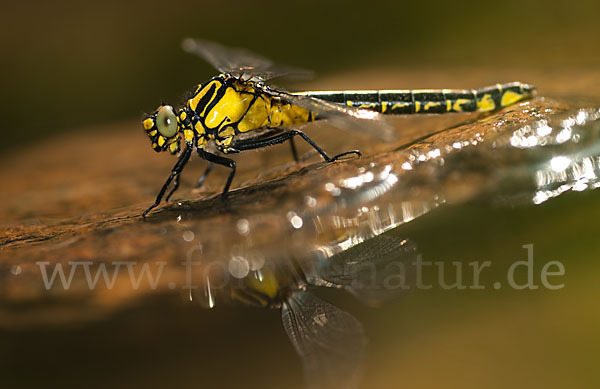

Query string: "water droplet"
[248, 253, 265, 271]
[304, 196, 317, 207]
[182, 230, 195, 242]
[550, 156, 570, 172]
[324, 183, 341, 196]
[287, 211, 304, 229]
[236, 219, 250, 235]
[10, 265, 22, 275]
[228, 256, 250, 278]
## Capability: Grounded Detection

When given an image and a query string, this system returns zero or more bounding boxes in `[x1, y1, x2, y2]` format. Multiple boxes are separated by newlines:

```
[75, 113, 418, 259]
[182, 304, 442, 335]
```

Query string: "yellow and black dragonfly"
[142, 38, 535, 216]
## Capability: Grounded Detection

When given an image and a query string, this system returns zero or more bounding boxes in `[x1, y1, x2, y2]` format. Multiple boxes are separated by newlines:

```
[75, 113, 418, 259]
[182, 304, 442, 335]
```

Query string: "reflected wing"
[308, 235, 419, 305]
[281, 290, 367, 389]
[269, 88, 397, 141]
[181, 38, 313, 81]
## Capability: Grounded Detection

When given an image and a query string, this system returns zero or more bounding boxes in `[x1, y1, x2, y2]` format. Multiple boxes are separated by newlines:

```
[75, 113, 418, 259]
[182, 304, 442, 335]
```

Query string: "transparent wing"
[268, 88, 397, 141]
[181, 38, 313, 81]
[281, 290, 367, 389]
[181, 38, 395, 141]
[307, 235, 419, 305]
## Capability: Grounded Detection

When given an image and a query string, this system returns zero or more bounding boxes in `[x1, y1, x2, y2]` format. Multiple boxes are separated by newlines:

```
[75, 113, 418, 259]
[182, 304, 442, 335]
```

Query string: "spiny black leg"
[289, 137, 299, 162]
[194, 162, 215, 188]
[165, 173, 180, 202]
[197, 149, 236, 197]
[163, 156, 216, 202]
[233, 130, 361, 162]
[291, 130, 362, 161]
[142, 147, 192, 218]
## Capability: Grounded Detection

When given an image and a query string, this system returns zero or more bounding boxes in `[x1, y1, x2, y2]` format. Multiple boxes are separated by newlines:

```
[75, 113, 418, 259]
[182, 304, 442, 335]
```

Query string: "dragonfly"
[196, 233, 419, 389]
[141, 38, 536, 216]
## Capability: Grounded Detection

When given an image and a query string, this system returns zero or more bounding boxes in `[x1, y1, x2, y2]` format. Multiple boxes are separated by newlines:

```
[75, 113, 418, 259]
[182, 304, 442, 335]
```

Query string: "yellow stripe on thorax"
[188, 80, 221, 114]
[204, 84, 251, 129]
[236, 94, 270, 133]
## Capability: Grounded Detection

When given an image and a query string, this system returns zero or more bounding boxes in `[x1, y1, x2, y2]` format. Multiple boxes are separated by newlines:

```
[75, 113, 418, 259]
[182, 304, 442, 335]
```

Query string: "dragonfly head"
[142, 104, 181, 154]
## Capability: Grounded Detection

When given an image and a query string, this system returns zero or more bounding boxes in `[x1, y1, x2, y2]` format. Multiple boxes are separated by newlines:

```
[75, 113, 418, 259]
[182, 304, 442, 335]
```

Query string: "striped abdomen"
[293, 82, 535, 114]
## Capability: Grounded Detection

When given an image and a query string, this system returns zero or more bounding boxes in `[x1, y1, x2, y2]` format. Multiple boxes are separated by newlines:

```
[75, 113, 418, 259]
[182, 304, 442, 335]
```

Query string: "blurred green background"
[2, 0, 600, 154]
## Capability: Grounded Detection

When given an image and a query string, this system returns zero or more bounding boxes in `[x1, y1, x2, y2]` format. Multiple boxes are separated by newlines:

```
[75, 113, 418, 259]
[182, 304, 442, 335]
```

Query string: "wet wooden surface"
[0, 95, 572, 325]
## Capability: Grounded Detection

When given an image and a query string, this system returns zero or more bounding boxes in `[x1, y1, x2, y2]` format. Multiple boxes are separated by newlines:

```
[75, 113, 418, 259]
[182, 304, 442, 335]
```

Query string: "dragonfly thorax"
[183, 74, 314, 153]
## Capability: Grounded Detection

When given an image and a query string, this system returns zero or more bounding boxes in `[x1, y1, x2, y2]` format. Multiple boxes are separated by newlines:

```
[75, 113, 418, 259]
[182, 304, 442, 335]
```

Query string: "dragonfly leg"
[289, 137, 299, 162]
[194, 162, 215, 188]
[233, 130, 361, 162]
[197, 149, 236, 197]
[163, 159, 216, 203]
[143, 146, 192, 217]
[165, 173, 180, 202]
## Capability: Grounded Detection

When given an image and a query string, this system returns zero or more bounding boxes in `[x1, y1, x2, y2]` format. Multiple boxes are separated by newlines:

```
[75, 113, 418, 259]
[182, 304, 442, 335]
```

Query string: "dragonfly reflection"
[190, 233, 419, 389]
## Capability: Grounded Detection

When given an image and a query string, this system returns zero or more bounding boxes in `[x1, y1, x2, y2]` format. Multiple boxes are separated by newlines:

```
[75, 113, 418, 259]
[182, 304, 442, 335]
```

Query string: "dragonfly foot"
[329, 150, 361, 162]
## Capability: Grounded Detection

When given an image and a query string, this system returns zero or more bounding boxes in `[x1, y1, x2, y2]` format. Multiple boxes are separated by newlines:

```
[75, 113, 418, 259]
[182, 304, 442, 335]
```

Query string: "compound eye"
[156, 105, 178, 138]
